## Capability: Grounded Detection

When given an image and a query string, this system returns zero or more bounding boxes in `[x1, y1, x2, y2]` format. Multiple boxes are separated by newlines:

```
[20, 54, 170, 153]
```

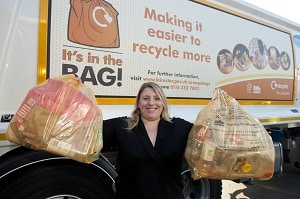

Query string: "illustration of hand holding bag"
[68, 0, 120, 48]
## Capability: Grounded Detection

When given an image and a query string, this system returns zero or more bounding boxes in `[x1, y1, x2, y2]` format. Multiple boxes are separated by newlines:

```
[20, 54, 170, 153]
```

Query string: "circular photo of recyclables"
[217, 49, 233, 74]
[268, 46, 280, 70]
[233, 44, 251, 71]
[249, 38, 268, 70]
[280, 51, 290, 70]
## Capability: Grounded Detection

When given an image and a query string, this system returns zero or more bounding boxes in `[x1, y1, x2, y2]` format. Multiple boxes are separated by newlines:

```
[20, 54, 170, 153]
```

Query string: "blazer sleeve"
[102, 117, 118, 152]
[101, 117, 127, 152]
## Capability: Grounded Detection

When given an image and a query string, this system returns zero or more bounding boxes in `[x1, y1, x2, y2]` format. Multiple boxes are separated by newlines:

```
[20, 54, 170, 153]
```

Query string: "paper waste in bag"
[6, 74, 103, 163]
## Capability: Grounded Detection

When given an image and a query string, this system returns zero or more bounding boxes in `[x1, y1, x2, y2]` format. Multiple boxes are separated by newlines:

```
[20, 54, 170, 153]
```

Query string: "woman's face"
[138, 87, 163, 122]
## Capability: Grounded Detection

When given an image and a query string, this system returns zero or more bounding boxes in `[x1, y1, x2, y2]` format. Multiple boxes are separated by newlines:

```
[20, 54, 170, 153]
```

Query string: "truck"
[0, 0, 299, 198]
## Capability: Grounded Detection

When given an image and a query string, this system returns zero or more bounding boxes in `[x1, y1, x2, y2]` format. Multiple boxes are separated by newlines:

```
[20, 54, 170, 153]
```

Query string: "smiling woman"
[101, 82, 196, 199]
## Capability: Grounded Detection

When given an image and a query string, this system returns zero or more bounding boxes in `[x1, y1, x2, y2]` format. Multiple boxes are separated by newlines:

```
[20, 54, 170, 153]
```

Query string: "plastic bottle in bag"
[199, 141, 216, 176]
[190, 125, 210, 161]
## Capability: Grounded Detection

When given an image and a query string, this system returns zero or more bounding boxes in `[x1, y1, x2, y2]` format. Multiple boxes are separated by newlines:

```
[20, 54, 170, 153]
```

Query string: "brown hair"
[126, 82, 171, 130]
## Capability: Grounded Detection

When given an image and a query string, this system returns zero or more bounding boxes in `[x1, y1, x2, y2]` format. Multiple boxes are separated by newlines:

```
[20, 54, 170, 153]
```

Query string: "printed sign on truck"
[40, 0, 295, 104]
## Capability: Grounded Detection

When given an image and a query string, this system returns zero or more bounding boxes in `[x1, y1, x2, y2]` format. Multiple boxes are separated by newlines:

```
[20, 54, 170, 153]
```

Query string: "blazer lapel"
[134, 119, 169, 149]
[133, 119, 177, 178]
[135, 120, 154, 149]
[155, 119, 169, 149]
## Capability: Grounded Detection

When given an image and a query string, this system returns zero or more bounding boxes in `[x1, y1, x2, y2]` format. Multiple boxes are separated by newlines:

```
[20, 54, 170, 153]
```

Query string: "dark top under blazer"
[103, 117, 193, 199]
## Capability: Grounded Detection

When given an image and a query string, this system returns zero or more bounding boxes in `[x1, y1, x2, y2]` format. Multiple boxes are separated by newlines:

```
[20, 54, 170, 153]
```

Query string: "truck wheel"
[182, 171, 222, 199]
[0, 158, 115, 199]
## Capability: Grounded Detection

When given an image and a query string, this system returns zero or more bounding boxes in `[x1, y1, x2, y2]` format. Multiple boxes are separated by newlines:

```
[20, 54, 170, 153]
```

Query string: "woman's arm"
[101, 118, 118, 152]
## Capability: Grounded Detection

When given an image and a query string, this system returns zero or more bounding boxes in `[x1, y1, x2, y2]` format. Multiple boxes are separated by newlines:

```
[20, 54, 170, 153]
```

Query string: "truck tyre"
[182, 171, 222, 199]
[0, 147, 222, 199]
[0, 147, 116, 199]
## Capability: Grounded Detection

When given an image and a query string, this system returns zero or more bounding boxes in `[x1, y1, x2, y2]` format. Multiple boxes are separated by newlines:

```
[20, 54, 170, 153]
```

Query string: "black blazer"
[103, 117, 193, 199]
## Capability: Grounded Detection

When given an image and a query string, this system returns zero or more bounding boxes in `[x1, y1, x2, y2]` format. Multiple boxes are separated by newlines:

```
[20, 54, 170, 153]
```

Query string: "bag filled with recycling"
[184, 89, 275, 180]
[6, 74, 103, 163]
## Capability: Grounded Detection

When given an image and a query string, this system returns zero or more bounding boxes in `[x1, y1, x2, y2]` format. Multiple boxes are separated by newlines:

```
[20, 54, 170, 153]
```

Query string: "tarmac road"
[222, 163, 300, 199]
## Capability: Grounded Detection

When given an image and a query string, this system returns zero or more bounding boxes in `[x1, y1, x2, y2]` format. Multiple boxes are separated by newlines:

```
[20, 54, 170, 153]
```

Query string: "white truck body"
[1, 1, 300, 198]
[1, 0, 300, 170]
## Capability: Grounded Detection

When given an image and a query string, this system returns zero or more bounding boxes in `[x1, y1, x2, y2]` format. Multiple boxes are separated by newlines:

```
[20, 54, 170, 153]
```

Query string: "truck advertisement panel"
[42, 0, 295, 104]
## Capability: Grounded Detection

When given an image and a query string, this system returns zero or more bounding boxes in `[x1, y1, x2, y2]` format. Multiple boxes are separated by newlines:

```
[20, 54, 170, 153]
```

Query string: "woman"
[102, 82, 193, 199]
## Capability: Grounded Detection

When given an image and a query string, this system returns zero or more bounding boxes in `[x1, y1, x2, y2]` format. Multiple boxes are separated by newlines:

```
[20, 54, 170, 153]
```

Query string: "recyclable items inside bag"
[6, 74, 103, 163]
[184, 89, 275, 180]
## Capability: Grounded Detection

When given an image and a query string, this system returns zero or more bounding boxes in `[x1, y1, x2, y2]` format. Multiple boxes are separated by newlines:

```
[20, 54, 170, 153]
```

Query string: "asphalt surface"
[222, 163, 300, 199]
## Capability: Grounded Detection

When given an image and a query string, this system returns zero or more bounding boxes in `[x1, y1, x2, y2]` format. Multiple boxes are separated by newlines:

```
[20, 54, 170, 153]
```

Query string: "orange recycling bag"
[6, 74, 103, 163]
[68, 0, 120, 47]
[184, 89, 275, 180]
